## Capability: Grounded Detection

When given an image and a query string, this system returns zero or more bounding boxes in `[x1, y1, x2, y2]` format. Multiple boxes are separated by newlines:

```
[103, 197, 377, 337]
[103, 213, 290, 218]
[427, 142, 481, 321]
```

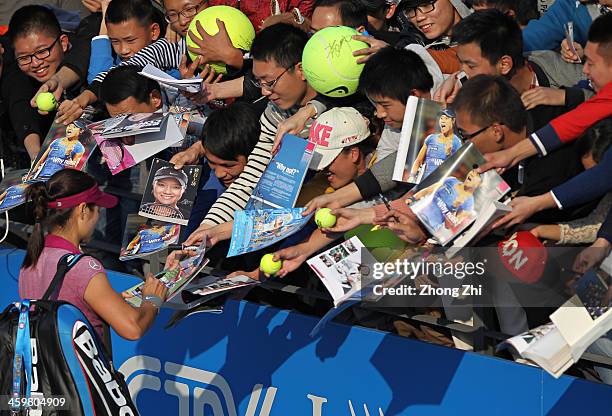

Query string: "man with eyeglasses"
[184, 23, 320, 247]
[451, 75, 594, 225]
[396, 0, 470, 46]
[88, 0, 248, 111]
[4, 6, 74, 160]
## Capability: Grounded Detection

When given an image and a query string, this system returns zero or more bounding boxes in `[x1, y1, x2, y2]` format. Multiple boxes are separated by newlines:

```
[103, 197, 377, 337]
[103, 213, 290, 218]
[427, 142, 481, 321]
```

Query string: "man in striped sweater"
[184, 23, 319, 246]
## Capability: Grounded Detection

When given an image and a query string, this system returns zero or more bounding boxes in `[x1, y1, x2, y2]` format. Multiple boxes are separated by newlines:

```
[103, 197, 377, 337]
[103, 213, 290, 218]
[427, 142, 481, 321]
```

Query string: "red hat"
[47, 185, 118, 210]
[497, 231, 547, 284]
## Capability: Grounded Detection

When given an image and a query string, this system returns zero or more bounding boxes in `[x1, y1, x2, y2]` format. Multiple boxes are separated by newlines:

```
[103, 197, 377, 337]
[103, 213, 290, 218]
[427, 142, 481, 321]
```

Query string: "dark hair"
[451, 74, 527, 133]
[452, 9, 524, 77]
[468, 0, 538, 26]
[359, 46, 433, 103]
[588, 12, 612, 60]
[23, 170, 97, 269]
[106, 0, 157, 27]
[8, 5, 61, 45]
[201, 102, 261, 160]
[576, 118, 612, 163]
[314, 0, 369, 28]
[100, 65, 160, 105]
[251, 23, 308, 68]
[357, 0, 391, 18]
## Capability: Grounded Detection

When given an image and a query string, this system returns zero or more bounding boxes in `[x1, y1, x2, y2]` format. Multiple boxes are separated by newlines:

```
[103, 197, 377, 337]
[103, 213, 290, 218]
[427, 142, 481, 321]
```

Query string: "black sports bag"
[0, 253, 139, 415]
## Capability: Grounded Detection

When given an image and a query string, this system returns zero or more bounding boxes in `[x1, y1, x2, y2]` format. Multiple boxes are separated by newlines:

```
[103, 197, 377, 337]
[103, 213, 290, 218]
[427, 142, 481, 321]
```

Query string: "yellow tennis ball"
[302, 26, 368, 97]
[186, 6, 255, 75]
[315, 208, 337, 228]
[260, 253, 282, 275]
[36, 92, 58, 112]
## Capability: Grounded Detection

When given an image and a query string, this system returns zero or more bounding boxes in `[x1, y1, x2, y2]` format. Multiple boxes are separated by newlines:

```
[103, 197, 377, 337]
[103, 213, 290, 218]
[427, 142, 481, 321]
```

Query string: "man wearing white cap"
[308, 107, 376, 190]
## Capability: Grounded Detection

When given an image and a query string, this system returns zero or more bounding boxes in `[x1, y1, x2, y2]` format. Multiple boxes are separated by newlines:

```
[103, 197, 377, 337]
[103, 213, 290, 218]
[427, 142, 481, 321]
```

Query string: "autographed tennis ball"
[302, 26, 367, 97]
[260, 254, 282, 275]
[36, 92, 58, 112]
[186, 6, 255, 75]
[315, 208, 337, 228]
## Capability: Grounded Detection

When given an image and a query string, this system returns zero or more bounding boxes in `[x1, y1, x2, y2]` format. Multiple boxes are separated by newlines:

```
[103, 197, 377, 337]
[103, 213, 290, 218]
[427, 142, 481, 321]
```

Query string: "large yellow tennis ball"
[36, 92, 58, 112]
[302, 26, 368, 98]
[186, 6, 255, 75]
[260, 253, 282, 275]
[315, 208, 337, 228]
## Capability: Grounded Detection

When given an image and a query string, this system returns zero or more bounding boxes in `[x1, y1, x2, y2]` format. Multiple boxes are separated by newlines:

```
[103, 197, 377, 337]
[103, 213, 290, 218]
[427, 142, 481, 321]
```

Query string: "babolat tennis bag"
[0, 254, 139, 415]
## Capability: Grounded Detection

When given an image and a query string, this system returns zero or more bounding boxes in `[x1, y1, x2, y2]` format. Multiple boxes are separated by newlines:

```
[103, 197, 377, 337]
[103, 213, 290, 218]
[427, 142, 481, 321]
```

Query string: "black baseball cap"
[153, 167, 188, 187]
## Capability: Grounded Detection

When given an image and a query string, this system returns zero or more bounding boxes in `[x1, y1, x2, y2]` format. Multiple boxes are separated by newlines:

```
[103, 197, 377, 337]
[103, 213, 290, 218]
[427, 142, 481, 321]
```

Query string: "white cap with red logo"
[308, 107, 371, 171]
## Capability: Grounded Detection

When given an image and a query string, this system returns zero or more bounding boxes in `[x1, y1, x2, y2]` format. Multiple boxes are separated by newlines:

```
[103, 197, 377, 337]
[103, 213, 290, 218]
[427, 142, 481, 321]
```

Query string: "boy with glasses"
[5, 6, 76, 159]
[185, 23, 319, 245]
[86, 0, 246, 110]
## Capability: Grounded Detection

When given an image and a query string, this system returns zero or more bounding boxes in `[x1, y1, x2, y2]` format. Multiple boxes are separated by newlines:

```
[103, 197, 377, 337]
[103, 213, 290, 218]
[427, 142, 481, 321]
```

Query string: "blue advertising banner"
[0, 248, 610, 415]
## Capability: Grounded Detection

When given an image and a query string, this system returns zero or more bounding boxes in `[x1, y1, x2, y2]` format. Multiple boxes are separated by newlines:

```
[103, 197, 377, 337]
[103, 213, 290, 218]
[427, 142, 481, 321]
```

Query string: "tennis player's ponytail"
[22, 170, 96, 269]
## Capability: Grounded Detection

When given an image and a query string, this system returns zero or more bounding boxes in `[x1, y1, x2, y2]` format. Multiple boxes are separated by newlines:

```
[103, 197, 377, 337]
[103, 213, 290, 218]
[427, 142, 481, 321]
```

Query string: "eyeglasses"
[164, 0, 207, 23]
[16, 37, 61, 66]
[250, 64, 296, 91]
[402, 0, 437, 19]
[457, 124, 500, 142]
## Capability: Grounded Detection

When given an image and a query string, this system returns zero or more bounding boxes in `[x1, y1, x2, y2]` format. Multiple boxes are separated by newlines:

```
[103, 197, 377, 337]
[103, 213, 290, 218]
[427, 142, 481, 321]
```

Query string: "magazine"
[139, 64, 203, 93]
[550, 266, 612, 364]
[247, 134, 314, 209]
[307, 237, 370, 306]
[138, 158, 202, 226]
[25, 120, 97, 182]
[95, 113, 183, 174]
[503, 323, 573, 377]
[445, 200, 512, 258]
[408, 142, 510, 245]
[503, 265, 612, 378]
[227, 208, 313, 257]
[0, 169, 30, 214]
[393, 97, 461, 184]
[124, 240, 209, 307]
[119, 214, 181, 261]
[185, 274, 259, 298]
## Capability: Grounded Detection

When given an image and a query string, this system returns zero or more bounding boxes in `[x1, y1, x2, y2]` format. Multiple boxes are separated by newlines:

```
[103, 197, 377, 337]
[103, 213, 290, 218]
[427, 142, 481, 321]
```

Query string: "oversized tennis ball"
[315, 208, 337, 228]
[36, 92, 58, 112]
[260, 253, 282, 275]
[302, 26, 368, 98]
[186, 6, 255, 75]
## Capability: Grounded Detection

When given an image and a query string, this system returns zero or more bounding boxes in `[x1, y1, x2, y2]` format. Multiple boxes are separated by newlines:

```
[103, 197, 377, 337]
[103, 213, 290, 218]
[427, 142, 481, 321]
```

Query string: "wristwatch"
[143, 295, 163, 308]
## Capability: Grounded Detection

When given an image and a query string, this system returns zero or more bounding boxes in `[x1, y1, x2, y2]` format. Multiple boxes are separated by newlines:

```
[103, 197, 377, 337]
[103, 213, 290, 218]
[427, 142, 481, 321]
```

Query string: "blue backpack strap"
[41, 253, 85, 301]
[12, 299, 32, 411]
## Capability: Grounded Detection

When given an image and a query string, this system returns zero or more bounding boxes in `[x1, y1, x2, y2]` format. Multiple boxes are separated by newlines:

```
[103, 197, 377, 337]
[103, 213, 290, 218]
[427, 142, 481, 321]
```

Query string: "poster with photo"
[0, 169, 30, 214]
[25, 120, 97, 182]
[393, 97, 461, 184]
[119, 214, 181, 260]
[307, 236, 377, 307]
[408, 142, 510, 245]
[139, 158, 202, 225]
[95, 114, 184, 175]
[227, 208, 313, 257]
[124, 239, 209, 307]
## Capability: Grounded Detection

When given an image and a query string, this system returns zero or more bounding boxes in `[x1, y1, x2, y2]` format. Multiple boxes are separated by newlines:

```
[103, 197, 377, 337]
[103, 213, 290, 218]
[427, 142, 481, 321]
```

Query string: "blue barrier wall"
[1, 248, 611, 415]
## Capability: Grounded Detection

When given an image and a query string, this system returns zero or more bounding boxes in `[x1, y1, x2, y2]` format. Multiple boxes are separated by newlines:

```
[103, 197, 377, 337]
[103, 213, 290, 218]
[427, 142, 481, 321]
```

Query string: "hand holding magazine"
[123, 240, 209, 307]
[408, 142, 510, 246]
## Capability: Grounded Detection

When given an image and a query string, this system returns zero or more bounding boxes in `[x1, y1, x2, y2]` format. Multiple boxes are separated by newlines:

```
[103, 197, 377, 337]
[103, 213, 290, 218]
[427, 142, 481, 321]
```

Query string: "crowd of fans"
[1, 0, 611, 384]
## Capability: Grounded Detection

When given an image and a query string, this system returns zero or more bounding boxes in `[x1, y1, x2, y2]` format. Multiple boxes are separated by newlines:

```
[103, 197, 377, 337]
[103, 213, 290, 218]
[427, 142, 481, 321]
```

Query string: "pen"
[370, 193, 395, 231]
